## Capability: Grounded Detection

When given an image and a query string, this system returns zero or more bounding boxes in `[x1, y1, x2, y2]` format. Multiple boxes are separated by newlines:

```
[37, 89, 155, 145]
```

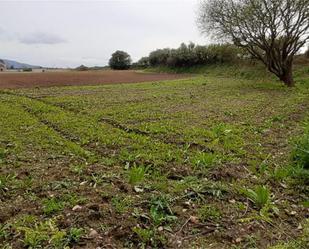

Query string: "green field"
[1, 69, 309, 248]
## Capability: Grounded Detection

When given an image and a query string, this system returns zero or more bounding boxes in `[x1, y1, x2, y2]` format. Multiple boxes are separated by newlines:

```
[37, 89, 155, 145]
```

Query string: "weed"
[42, 197, 64, 215]
[292, 128, 309, 170]
[197, 205, 222, 222]
[67, 227, 83, 244]
[0, 174, 16, 193]
[111, 196, 132, 214]
[301, 200, 309, 208]
[192, 152, 217, 169]
[128, 164, 147, 185]
[149, 196, 177, 226]
[70, 164, 85, 175]
[0, 224, 10, 240]
[244, 185, 271, 209]
[20, 226, 49, 248]
[17, 219, 68, 248]
[132, 227, 154, 244]
[149, 170, 169, 192]
[0, 147, 7, 163]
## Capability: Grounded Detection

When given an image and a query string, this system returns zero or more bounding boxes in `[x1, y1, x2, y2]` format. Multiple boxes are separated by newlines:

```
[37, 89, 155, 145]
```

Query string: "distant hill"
[1, 59, 41, 69]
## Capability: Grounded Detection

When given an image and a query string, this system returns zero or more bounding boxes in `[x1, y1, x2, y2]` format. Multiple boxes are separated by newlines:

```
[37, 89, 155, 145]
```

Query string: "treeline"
[133, 43, 247, 69]
[109, 43, 308, 70]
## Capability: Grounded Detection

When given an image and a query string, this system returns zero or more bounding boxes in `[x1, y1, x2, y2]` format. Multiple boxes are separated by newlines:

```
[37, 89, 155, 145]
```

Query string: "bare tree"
[198, 0, 309, 87]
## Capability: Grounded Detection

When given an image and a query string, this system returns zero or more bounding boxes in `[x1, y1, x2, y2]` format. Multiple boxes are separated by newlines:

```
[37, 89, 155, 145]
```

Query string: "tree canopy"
[198, 0, 309, 86]
[109, 50, 132, 70]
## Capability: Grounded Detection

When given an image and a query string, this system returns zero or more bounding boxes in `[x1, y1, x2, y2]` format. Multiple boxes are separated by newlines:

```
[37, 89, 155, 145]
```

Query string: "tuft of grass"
[111, 196, 132, 214]
[192, 152, 217, 169]
[128, 164, 147, 185]
[0, 147, 7, 163]
[0, 174, 16, 193]
[132, 227, 154, 244]
[67, 227, 83, 244]
[70, 164, 85, 175]
[42, 198, 65, 215]
[271, 165, 293, 182]
[16, 219, 69, 248]
[149, 196, 177, 227]
[244, 185, 271, 209]
[197, 205, 222, 222]
[292, 130, 309, 170]
[290, 121, 309, 185]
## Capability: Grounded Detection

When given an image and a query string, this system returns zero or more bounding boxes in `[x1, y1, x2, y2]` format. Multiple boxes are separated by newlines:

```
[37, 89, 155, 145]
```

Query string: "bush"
[149, 48, 171, 67]
[109, 50, 131, 70]
[140, 43, 243, 69]
[205, 44, 242, 64]
[22, 68, 32, 72]
[134, 57, 150, 68]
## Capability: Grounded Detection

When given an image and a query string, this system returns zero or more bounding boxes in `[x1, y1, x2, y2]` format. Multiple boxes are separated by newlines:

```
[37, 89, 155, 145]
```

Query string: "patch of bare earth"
[0, 70, 190, 89]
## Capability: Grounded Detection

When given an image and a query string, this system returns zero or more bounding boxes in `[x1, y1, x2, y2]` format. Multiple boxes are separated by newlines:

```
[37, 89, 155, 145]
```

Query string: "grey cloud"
[0, 1, 204, 67]
[19, 32, 66, 45]
[0, 27, 15, 41]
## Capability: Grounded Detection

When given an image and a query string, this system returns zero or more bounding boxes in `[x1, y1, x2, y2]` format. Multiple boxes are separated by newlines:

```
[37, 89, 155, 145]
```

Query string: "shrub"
[149, 48, 171, 66]
[109, 50, 131, 70]
[205, 44, 242, 64]
[167, 43, 198, 67]
[140, 43, 242, 69]
[22, 68, 32, 72]
[136, 57, 150, 68]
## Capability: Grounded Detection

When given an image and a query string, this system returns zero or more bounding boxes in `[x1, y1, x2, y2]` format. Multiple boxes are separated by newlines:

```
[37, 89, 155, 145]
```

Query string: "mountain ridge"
[1, 59, 41, 69]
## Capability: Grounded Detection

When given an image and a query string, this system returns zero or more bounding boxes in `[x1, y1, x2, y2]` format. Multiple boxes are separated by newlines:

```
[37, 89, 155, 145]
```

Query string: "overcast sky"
[0, 0, 207, 68]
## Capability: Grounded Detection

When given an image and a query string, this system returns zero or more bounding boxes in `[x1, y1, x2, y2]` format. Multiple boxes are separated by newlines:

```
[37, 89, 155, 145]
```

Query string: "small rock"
[189, 216, 198, 224]
[229, 199, 236, 204]
[235, 238, 242, 243]
[184, 201, 191, 207]
[134, 186, 144, 193]
[290, 211, 297, 216]
[158, 226, 164, 232]
[72, 205, 83, 212]
[89, 229, 99, 238]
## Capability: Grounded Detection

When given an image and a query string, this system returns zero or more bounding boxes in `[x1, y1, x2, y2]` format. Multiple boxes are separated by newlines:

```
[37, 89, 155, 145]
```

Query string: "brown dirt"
[0, 70, 190, 89]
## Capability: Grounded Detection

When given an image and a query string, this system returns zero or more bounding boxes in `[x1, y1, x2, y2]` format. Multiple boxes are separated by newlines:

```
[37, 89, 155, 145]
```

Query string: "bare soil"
[0, 70, 189, 89]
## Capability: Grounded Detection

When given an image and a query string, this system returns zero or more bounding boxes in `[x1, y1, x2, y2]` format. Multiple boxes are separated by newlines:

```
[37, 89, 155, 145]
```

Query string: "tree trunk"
[279, 63, 295, 87]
